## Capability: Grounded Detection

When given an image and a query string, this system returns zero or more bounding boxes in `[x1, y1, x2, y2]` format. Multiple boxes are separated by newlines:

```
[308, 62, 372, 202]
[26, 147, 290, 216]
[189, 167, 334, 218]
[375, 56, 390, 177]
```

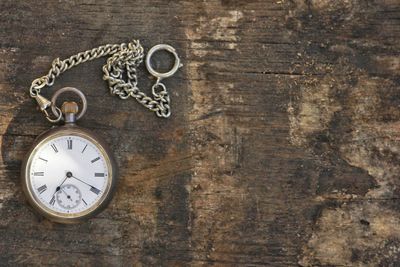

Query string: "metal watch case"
[21, 124, 118, 224]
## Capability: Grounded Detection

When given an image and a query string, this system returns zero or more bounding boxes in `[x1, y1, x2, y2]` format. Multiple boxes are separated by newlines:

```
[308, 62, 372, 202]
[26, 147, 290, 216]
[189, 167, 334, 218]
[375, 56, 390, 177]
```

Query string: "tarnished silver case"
[21, 124, 118, 224]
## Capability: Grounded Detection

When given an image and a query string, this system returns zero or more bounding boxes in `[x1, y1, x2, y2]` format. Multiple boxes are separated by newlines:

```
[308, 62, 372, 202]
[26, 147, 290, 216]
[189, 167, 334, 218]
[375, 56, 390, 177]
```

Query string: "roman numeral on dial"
[39, 157, 48, 162]
[94, 173, 105, 177]
[37, 184, 47, 194]
[34, 172, 44, 176]
[67, 139, 72, 150]
[90, 187, 100, 195]
[51, 144, 58, 153]
[50, 195, 55, 206]
[91, 157, 100, 163]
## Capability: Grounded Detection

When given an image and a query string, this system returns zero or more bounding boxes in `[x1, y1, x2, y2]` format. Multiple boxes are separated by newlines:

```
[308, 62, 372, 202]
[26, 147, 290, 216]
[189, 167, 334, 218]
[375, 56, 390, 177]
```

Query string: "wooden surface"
[1, 0, 400, 266]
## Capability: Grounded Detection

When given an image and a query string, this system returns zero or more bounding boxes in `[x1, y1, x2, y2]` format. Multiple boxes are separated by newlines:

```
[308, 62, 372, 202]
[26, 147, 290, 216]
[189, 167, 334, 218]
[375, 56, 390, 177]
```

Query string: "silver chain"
[30, 39, 181, 121]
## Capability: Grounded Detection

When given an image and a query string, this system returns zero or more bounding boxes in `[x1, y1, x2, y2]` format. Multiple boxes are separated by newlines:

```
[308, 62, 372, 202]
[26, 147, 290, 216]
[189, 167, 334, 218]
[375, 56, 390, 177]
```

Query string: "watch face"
[23, 128, 116, 222]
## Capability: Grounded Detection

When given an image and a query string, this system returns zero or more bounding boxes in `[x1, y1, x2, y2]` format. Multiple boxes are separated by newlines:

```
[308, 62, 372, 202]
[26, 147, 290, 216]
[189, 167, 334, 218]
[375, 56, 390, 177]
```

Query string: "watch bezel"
[21, 125, 118, 224]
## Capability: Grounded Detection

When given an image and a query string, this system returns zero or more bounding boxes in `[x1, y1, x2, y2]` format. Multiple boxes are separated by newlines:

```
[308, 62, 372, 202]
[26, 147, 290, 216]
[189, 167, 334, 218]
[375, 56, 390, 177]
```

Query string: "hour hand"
[50, 175, 68, 203]
[54, 186, 61, 194]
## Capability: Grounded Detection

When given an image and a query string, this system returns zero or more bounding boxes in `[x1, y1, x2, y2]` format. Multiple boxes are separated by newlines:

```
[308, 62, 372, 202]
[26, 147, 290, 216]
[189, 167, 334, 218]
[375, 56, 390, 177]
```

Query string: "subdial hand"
[61, 188, 73, 201]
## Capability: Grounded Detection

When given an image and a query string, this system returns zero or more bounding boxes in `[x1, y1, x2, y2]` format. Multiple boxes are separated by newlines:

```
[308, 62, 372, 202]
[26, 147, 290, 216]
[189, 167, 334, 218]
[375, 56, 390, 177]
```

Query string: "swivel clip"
[33, 94, 62, 123]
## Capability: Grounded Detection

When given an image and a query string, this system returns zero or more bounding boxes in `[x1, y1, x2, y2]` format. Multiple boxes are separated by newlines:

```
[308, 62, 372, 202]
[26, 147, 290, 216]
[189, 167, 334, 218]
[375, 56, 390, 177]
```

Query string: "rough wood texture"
[1, 0, 400, 266]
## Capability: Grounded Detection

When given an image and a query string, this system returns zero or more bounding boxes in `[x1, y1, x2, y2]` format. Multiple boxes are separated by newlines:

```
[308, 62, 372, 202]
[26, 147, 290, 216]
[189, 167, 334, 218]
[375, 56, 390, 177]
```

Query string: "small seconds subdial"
[56, 184, 82, 209]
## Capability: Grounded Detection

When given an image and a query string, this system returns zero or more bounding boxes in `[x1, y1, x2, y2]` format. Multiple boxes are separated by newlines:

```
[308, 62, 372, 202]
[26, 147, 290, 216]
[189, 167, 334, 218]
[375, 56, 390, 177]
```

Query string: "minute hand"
[71, 175, 97, 189]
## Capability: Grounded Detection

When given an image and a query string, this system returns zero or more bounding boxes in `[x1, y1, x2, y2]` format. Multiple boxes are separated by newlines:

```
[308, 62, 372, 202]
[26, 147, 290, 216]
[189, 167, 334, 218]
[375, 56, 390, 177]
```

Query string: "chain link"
[29, 39, 172, 118]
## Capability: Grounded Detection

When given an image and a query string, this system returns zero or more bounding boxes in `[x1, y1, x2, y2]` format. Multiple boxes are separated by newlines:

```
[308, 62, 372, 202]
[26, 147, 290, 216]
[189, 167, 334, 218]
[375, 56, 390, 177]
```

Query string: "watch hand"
[48, 175, 68, 204]
[51, 176, 68, 197]
[61, 188, 73, 201]
[71, 175, 100, 191]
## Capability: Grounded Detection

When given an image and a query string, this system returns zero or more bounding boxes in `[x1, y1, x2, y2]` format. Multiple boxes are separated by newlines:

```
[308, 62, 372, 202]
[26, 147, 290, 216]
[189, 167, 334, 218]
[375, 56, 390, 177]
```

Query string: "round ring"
[145, 44, 181, 79]
[152, 82, 167, 96]
[47, 106, 63, 123]
[51, 87, 87, 121]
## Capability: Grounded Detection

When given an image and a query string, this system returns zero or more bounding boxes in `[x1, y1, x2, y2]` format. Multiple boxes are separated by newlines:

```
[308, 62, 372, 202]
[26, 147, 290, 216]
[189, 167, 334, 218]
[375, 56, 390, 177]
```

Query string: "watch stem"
[61, 101, 79, 123]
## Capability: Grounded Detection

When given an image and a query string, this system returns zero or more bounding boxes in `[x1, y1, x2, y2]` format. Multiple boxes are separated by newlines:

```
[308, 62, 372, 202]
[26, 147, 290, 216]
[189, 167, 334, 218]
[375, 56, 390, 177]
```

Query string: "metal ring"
[145, 44, 181, 80]
[46, 106, 63, 123]
[51, 87, 87, 121]
[152, 82, 167, 96]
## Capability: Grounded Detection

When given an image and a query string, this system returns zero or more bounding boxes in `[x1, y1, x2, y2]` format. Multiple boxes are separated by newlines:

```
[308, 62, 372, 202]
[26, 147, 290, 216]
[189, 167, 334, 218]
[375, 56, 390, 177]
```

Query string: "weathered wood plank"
[0, 0, 400, 266]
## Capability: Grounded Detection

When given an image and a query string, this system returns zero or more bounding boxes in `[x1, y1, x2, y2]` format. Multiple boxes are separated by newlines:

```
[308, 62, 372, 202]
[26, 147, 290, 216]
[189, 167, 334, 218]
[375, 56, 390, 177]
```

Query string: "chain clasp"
[33, 94, 62, 123]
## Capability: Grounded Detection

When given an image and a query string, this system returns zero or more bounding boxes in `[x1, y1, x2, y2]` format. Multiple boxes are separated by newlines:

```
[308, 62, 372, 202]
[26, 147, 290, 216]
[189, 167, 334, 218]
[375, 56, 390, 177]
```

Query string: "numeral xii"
[67, 139, 72, 150]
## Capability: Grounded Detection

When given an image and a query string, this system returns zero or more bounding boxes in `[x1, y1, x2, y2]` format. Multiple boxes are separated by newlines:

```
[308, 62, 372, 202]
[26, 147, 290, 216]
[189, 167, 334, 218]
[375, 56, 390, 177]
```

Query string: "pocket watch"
[22, 40, 181, 223]
[22, 87, 118, 223]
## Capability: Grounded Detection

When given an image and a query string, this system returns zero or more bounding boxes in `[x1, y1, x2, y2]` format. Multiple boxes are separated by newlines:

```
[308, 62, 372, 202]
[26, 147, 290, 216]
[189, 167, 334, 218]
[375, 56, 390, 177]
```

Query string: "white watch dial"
[27, 134, 110, 215]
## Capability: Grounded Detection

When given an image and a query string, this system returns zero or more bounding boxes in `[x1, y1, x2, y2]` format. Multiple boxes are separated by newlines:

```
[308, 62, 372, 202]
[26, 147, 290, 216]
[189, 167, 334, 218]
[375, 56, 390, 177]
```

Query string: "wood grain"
[1, 0, 400, 266]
